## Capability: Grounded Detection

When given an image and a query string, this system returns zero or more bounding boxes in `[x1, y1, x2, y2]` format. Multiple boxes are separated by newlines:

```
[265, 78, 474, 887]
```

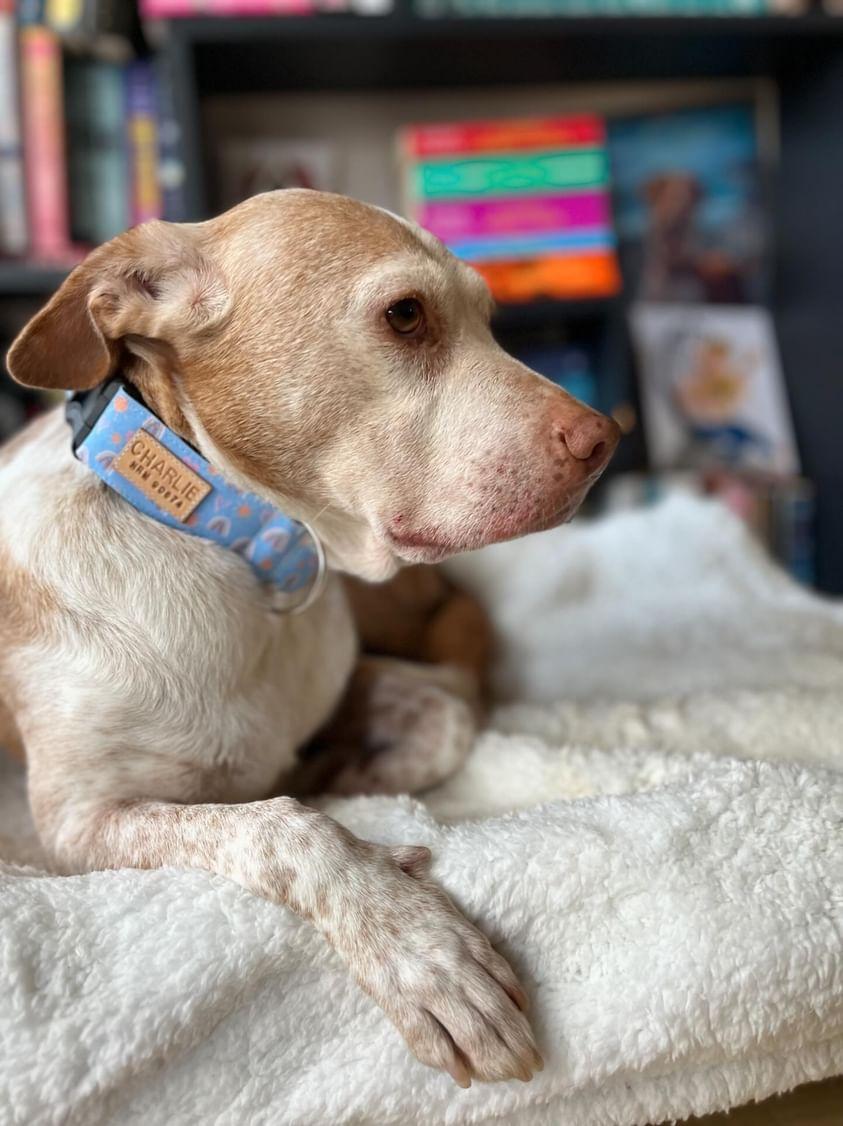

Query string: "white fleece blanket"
[1, 496, 842, 1126]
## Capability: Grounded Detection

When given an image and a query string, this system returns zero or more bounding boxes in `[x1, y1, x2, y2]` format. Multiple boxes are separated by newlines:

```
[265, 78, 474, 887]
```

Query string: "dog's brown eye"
[386, 298, 425, 337]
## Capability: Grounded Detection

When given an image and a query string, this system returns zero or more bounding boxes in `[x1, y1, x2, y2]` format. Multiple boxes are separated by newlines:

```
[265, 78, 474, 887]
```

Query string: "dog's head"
[7, 191, 619, 580]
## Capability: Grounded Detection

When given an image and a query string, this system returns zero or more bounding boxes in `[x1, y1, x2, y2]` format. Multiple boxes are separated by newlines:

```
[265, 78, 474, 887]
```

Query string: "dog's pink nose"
[556, 411, 620, 464]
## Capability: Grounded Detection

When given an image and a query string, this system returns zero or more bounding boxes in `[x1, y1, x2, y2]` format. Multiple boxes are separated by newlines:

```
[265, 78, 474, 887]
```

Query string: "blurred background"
[1, 0, 841, 591]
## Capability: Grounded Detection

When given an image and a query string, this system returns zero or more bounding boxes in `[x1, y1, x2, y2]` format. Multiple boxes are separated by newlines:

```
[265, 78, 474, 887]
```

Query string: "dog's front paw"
[335, 846, 543, 1087]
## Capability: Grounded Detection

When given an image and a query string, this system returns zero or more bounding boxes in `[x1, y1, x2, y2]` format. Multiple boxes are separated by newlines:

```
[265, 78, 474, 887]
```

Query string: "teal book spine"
[66, 60, 128, 245]
[413, 150, 609, 201]
[88, 61, 129, 242]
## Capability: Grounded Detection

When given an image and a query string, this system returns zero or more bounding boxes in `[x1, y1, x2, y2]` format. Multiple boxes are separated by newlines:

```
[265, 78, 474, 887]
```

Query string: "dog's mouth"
[384, 492, 588, 564]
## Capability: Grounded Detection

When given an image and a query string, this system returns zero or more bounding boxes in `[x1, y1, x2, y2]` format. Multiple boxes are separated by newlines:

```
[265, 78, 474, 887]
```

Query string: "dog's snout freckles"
[384, 372, 620, 563]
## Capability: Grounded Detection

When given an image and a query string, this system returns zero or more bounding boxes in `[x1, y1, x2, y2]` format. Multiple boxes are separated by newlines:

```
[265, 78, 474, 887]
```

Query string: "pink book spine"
[20, 25, 70, 261]
[140, 0, 312, 15]
[417, 192, 610, 242]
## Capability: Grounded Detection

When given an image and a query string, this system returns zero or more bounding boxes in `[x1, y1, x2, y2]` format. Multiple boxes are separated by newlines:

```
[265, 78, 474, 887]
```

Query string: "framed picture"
[629, 303, 799, 475]
[609, 103, 768, 305]
[216, 138, 337, 208]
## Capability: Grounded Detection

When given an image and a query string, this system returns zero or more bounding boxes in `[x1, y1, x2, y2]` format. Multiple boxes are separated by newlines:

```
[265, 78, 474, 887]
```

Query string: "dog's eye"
[386, 298, 425, 337]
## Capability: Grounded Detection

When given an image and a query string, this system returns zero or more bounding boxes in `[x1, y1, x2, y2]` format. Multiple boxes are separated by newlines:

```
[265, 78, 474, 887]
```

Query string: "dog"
[0, 190, 618, 1088]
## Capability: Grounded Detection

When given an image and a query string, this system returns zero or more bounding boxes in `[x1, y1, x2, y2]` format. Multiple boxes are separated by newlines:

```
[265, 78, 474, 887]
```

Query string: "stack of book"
[0, 0, 186, 264]
[399, 114, 621, 302]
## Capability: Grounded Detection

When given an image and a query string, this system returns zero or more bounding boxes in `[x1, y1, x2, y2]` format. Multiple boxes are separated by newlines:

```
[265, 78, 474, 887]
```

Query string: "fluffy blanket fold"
[1, 496, 842, 1125]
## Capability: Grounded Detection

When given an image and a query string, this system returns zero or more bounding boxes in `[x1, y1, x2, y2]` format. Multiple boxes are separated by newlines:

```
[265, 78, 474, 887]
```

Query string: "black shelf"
[168, 13, 843, 99]
[144, 20, 843, 591]
[0, 262, 73, 298]
[493, 296, 619, 335]
[170, 12, 843, 43]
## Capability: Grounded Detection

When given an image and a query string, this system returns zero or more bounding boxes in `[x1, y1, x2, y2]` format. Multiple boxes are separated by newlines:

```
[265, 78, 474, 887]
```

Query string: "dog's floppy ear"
[7, 221, 230, 392]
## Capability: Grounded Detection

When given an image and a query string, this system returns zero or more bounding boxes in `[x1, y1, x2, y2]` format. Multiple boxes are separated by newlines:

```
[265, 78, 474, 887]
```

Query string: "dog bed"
[1, 496, 841, 1126]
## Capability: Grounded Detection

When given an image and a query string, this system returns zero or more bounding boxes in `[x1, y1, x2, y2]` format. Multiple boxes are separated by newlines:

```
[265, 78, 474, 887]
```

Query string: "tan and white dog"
[0, 191, 618, 1088]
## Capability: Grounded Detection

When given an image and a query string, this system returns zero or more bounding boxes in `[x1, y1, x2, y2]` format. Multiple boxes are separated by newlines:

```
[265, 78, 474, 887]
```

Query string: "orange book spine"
[474, 253, 622, 303]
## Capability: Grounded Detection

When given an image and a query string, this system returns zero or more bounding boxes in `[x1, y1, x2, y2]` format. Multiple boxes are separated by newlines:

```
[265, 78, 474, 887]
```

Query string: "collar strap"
[67, 380, 325, 613]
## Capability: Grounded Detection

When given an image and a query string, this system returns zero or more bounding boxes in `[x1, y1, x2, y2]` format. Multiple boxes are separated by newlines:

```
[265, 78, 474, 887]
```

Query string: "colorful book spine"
[448, 230, 614, 263]
[0, 0, 27, 256]
[154, 56, 187, 222]
[46, 0, 85, 35]
[413, 0, 767, 12]
[402, 115, 605, 158]
[125, 60, 162, 226]
[417, 192, 611, 241]
[91, 62, 130, 239]
[412, 149, 608, 200]
[17, 0, 46, 24]
[66, 59, 129, 245]
[140, 0, 313, 17]
[476, 255, 621, 301]
[772, 478, 816, 585]
[19, 24, 71, 261]
[402, 114, 620, 301]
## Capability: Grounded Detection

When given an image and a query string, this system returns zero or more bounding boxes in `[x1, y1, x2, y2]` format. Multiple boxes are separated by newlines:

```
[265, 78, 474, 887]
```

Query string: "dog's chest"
[0, 414, 358, 796]
[97, 551, 359, 797]
[208, 576, 357, 795]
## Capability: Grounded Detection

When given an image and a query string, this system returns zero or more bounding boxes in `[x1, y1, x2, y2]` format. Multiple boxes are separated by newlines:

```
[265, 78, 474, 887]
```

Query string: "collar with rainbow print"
[67, 379, 325, 613]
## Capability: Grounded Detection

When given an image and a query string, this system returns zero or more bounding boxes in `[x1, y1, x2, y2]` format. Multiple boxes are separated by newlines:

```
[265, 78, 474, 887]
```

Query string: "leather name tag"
[112, 430, 212, 522]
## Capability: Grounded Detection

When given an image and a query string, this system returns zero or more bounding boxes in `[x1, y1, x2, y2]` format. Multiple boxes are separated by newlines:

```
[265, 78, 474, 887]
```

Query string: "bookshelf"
[2, 12, 842, 590]
[0, 262, 70, 297]
[158, 13, 843, 591]
[162, 14, 843, 217]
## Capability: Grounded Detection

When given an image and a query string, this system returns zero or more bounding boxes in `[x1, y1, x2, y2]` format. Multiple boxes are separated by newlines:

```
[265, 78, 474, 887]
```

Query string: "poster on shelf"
[216, 138, 337, 210]
[609, 103, 767, 305]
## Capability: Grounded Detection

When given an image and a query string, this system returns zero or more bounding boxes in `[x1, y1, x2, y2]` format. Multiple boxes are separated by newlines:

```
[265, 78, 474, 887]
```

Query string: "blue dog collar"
[67, 380, 325, 612]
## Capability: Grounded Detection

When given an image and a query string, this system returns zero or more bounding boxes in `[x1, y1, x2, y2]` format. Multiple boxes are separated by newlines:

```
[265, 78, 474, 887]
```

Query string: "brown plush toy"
[344, 565, 495, 702]
[287, 567, 495, 796]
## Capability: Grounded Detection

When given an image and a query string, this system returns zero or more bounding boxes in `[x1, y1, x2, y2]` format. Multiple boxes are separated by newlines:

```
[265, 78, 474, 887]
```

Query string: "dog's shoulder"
[0, 408, 71, 640]
[0, 407, 356, 786]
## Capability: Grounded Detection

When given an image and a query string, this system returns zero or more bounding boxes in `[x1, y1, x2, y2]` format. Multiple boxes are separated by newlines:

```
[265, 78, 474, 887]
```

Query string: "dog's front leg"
[33, 786, 541, 1086]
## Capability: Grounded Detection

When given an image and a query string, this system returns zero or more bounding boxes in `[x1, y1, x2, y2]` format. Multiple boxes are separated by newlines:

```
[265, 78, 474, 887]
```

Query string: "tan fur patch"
[0, 700, 24, 761]
[0, 542, 58, 764]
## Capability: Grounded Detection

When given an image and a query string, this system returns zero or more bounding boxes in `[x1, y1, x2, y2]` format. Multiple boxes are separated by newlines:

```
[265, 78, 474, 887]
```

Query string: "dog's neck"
[176, 395, 404, 586]
[121, 358, 404, 585]
[68, 379, 326, 613]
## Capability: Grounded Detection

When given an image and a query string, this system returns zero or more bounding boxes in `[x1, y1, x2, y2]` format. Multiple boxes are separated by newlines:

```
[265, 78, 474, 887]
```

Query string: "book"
[19, 23, 72, 261]
[125, 60, 162, 226]
[17, 0, 46, 24]
[0, 0, 27, 256]
[629, 304, 799, 476]
[139, 0, 314, 17]
[509, 340, 600, 408]
[46, 0, 85, 36]
[400, 113, 621, 303]
[414, 0, 767, 13]
[608, 103, 767, 305]
[416, 193, 612, 244]
[65, 58, 129, 245]
[410, 150, 608, 202]
[155, 55, 187, 222]
[403, 115, 605, 157]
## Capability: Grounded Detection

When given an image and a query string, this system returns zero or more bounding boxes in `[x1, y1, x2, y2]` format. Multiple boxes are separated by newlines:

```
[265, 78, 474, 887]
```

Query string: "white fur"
[0, 410, 357, 814]
[1, 496, 841, 1125]
[0, 193, 624, 1088]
